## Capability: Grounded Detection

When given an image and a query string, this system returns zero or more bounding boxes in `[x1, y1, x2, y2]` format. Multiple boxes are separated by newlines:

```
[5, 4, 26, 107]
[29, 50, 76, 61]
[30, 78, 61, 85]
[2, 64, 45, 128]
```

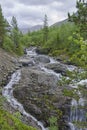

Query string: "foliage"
[68, 32, 87, 67]
[68, 0, 87, 39]
[11, 16, 20, 48]
[11, 16, 18, 31]
[0, 5, 7, 47]
[49, 116, 58, 130]
[0, 0, 87, 67]
[0, 109, 36, 130]
[63, 88, 79, 100]
[2, 36, 14, 52]
[0, 95, 36, 130]
[0, 5, 24, 55]
[43, 14, 49, 43]
[6, 16, 24, 55]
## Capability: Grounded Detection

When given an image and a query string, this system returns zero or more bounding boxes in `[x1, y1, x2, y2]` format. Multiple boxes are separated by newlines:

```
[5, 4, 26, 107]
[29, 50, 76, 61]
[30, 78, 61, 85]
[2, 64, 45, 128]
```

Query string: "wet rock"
[13, 67, 70, 127]
[19, 59, 35, 67]
[36, 47, 50, 55]
[34, 55, 50, 63]
[45, 63, 68, 75]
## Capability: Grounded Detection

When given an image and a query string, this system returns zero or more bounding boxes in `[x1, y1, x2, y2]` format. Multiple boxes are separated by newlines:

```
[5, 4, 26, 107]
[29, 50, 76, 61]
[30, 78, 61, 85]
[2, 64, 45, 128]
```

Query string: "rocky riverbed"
[13, 67, 70, 127]
[1, 47, 87, 130]
[13, 48, 74, 130]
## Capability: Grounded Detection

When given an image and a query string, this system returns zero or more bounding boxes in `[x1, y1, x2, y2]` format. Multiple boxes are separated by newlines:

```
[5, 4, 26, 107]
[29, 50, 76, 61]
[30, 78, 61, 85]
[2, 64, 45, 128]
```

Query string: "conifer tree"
[11, 16, 20, 48]
[0, 5, 6, 47]
[68, 0, 87, 39]
[43, 14, 49, 43]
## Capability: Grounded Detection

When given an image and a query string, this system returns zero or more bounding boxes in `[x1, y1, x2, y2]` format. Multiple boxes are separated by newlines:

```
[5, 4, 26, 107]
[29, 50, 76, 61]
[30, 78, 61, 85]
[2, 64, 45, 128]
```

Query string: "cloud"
[15, 0, 60, 6]
[0, 0, 77, 28]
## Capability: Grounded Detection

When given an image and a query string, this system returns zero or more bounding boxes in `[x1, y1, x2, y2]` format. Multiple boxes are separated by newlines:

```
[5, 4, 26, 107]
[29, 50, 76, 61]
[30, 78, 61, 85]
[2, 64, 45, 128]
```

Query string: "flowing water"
[2, 70, 46, 130]
[68, 79, 87, 130]
[2, 47, 87, 130]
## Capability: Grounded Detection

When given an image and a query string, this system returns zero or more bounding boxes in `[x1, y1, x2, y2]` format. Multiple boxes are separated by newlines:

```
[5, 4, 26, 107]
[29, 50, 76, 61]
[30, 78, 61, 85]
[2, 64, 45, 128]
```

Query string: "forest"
[0, 0, 87, 130]
[0, 0, 87, 67]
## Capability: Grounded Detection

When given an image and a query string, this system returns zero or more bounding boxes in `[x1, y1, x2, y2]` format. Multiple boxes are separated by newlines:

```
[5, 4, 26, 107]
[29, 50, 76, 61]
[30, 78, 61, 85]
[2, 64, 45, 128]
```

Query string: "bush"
[3, 36, 14, 52]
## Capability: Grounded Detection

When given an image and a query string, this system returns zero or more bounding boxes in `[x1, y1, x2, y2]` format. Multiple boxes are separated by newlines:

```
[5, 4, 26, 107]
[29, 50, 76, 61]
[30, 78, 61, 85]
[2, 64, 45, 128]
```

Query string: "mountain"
[29, 25, 43, 32]
[20, 25, 43, 34]
[51, 18, 68, 27]
[20, 18, 69, 34]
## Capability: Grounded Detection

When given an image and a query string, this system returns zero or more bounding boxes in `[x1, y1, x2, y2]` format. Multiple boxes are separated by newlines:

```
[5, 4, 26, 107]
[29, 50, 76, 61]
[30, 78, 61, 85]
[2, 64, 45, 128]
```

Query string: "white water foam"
[2, 70, 47, 130]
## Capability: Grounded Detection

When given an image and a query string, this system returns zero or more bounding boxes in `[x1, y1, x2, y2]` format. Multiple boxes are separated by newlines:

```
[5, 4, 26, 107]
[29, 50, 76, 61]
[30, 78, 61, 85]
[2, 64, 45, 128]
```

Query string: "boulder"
[19, 58, 35, 67]
[34, 55, 50, 63]
[13, 67, 70, 127]
[36, 47, 50, 55]
[45, 63, 68, 76]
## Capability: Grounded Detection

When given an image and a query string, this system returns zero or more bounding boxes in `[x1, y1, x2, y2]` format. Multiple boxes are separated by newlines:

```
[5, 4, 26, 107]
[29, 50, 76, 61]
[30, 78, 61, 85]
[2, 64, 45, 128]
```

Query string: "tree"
[11, 16, 20, 48]
[11, 16, 24, 55]
[43, 14, 49, 43]
[0, 5, 6, 47]
[11, 16, 18, 31]
[68, 0, 87, 39]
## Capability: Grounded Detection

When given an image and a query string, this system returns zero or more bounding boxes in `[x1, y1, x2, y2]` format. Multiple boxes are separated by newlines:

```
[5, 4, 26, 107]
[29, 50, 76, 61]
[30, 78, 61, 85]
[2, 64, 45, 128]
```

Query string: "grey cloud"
[0, 0, 77, 28]
[16, 0, 59, 6]
[1, 0, 15, 8]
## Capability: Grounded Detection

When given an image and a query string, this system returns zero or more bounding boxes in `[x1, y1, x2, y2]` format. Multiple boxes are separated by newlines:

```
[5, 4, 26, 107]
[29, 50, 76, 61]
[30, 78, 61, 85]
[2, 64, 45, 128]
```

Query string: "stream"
[2, 47, 87, 130]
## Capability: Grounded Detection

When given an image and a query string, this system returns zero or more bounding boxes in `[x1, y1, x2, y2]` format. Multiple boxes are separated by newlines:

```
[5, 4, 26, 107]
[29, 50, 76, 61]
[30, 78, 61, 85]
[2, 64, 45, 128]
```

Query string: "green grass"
[0, 96, 36, 130]
[0, 108, 37, 130]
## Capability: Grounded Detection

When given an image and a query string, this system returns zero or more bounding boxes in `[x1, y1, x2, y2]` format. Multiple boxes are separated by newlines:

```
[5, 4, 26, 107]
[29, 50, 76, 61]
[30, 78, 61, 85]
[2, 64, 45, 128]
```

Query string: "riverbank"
[1, 47, 87, 130]
[0, 48, 16, 88]
[0, 48, 38, 130]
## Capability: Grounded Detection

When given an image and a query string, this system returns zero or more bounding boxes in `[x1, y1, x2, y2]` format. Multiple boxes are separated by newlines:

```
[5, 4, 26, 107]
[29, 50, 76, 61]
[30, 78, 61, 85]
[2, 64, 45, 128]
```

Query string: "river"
[2, 47, 87, 130]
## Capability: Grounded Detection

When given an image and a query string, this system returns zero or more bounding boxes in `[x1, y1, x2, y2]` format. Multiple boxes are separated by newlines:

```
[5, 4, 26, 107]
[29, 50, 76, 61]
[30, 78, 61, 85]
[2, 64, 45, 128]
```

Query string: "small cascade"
[40, 65, 62, 79]
[2, 47, 87, 130]
[2, 70, 47, 130]
[69, 88, 86, 130]
[26, 47, 37, 56]
[49, 57, 58, 63]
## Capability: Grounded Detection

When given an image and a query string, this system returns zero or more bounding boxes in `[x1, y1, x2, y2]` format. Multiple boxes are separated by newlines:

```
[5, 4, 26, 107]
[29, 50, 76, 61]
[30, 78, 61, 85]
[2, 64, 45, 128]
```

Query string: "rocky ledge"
[13, 66, 71, 129]
[0, 48, 17, 88]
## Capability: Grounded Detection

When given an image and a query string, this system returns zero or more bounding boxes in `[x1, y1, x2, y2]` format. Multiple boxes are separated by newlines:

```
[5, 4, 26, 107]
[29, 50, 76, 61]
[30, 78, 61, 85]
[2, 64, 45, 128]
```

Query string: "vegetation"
[68, 0, 87, 40]
[43, 14, 49, 44]
[0, 0, 87, 66]
[0, 5, 7, 47]
[27, 0, 87, 68]
[49, 116, 58, 130]
[0, 95, 36, 130]
[0, 0, 87, 129]
[0, 109, 36, 130]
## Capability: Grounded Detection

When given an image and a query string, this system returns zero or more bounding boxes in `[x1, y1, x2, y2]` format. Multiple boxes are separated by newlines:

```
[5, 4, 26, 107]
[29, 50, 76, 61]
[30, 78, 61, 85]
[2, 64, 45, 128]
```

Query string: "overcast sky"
[0, 0, 77, 28]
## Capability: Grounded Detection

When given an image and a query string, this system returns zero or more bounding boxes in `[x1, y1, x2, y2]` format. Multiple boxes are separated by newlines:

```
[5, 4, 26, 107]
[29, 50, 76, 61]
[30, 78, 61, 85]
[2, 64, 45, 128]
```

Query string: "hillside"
[0, 49, 36, 130]
[51, 19, 68, 27]
[0, 48, 16, 87]
[20, 25, 43, 34]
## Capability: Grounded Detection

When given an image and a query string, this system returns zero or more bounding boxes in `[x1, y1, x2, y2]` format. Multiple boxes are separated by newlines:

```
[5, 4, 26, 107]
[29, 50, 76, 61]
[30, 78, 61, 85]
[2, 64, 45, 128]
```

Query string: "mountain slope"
[20, 25, 43, 34]
[51, 19, 68, 27]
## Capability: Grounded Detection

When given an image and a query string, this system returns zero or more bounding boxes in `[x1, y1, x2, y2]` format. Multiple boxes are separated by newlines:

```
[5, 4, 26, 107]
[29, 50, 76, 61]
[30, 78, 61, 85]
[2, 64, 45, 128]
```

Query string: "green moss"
[63, 88, 79, 100]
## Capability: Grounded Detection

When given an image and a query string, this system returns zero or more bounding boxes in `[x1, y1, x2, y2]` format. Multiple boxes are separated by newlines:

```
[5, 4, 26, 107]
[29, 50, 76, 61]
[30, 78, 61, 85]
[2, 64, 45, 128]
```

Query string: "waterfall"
[2, 47, 87, 130]
[69, 84, 87, 130]
[2, 71, 47, 130]
[26, 47, 87, 130]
